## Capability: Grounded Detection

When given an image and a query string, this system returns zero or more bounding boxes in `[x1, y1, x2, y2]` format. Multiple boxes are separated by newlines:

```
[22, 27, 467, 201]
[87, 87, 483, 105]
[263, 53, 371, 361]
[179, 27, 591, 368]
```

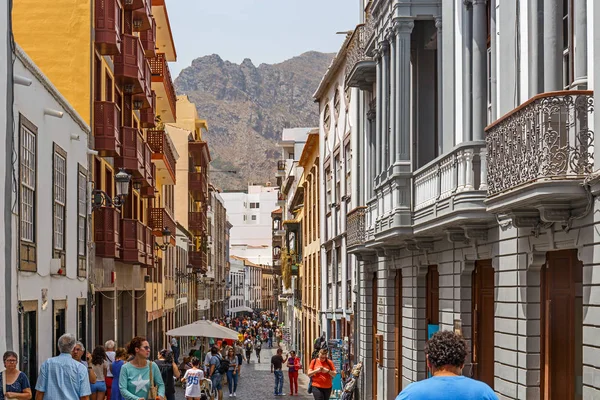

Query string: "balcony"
[189, 251, 208, 274]
[142, 142, 155, 190]
[147, 129, 176, 184]
[276, 160, 286, 177]
[148, 207, 176, 243]
[144, 225, 154, 267]
[93, 101, 121, 157]
[346, 206, 366, 250]
[123, 0, 152, 32]
[94, 207, 121, 258]
[149, 53, 177, 123]
[486, 91, 594, 225]
[95, 0, 121, 55]
[413, 141, 492, 234]
[140, 17, 156, 58]
[115, 127, 144, 179]
[134, 60, 153, 110]
[114, 34, 146, 95]
[140, 91, 156, 128]
[120, 219, 147, 265]
[189, 172, 207, 202]
[189, 140, 210, 164]
[277, 193, 285, 207]
[189, 211, 207, 234]
[345, 23, 376, 90]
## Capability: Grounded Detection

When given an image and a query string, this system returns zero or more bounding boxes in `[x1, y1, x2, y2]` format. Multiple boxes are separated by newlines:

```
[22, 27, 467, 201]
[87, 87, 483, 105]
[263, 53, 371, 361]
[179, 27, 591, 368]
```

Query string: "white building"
[228, 258, 245, 312]
[222, 184, 278, 265]
[11, 45, 90, 383]
[230, 255, 262, 310]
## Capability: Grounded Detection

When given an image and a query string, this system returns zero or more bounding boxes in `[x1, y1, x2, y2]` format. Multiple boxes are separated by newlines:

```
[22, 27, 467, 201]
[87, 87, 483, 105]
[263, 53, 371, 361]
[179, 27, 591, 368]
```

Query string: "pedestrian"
[182, 357, 204, 400]
[286, 350, 302, 396]
[170, 337, 180, 364]
[225, 347, 239, 397]
[35, 333, 92, 399]
[156, 349, 181, 400]
[254, 336, 262, 363]
[207, 347, 224, 400]
[243, 338, 253, 364]
[72, 342, 97, 385]
[109, 348, 127, 400]
[307, 349, 336, 400]
[270, 348, 288, 396]
[233, 342, 244, 375]
[0, 351, 32, 400]
[119, 336, 166, 400]
[395, 331, 497, 400]
[90, 346, 109, 400]
[105, 340, 116, 400]
[268, 329, 273, 348]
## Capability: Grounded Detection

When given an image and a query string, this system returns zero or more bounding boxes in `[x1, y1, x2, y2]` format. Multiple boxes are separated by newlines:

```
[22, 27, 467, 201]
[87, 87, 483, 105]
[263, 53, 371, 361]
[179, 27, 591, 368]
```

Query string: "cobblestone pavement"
[174, 347, 313, 400]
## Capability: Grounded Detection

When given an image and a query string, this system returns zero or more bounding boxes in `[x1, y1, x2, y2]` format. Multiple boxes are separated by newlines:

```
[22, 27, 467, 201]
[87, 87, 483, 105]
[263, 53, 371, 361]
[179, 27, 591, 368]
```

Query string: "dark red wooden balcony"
[95, 0, 121, 55]
[144, 225, 154, 266]
[114, 34, 145, 95]
[120, 219, 146, 265]
[188, 211, 207, 234]
[150, 53, 177, 122]
[132, 0, 152, 32]
[140, 91, 156, 128]
[114, 127, 144, 179]
[94, 207, 121, 258]
[94, 101, 121, 157]
[147, 129, 176, 184]
[142, 142, 155, 188]
[189, 250, 208, 274]
[140, 17, 156, 58]
[134, 60, 152, 109]
[148, 207, 176, 243]
[189, 172, 207, 202]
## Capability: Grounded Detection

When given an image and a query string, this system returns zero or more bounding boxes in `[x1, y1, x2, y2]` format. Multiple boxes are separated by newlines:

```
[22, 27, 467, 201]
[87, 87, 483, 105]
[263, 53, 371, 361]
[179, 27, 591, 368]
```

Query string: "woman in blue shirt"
[0, 351, 32, 400]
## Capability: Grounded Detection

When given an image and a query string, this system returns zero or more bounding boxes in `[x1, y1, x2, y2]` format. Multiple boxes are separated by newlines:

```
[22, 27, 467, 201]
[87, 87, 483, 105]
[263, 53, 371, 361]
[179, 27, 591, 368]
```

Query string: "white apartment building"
[222, 184, 278, 265]
[230, 255, 262, 310]
[228, 260, 245, 313]
[342, 1, 600, 399]
[11, 45, 91, 384]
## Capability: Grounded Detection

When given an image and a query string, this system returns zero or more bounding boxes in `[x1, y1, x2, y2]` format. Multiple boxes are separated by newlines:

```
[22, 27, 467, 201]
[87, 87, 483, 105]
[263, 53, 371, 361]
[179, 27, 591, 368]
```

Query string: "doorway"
[471, 259, 494, 388]
[425, 265, 439, 376]
[53, 300, 66, 356]
[372, 273, 378, 400]
[19, 303, 37, 392]
[394, 270, 402, 394]
[541, 249, 583, 400]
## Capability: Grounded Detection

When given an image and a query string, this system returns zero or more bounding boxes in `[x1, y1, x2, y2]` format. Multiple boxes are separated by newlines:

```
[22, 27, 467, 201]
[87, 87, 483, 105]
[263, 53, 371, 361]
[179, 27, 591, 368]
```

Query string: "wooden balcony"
[147, 129, 176, 184]
[144, 225, 154, 267]
[140, 17, 156, 58]
[114, 34, 146, 95]
[149, 53, 177, 123]
[134, 59, 152, 110]
[123, 0, 152, 32]
[148, 207, 176, 242]
[114, 127, 144, 179]
[189, 250, 208, 274]
[95, 0, 121, 55]
[189, 211, 207, 234]
[189, 172, 207, 202]
[120, 219, 146, 265]
[139, 91, 156, 128]
[94, 207, 121, 258]
[93, 101, 121, 157]
[142, 142, 155, 189]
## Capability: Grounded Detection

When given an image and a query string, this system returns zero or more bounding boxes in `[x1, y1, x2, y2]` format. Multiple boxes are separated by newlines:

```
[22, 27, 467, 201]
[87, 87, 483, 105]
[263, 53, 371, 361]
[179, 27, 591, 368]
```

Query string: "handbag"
[307, 359, 315, 394]
[148, 361, 158, 399]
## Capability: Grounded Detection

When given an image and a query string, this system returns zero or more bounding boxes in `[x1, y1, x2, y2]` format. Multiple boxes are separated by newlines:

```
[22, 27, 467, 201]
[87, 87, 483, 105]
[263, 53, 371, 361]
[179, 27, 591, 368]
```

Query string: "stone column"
[435, 17, 443, 155]
[490, 0, 497, 119]
[389, 32, 396, 168]
[394, 20, 414, 162]
[463, 2, 473, 142]
[381, 41, 390, 175]
[544, 0, 563, 91]
[573, 0, 588, 88]
[528, 0, 541, 96]
[376, 52, 383, 177]
[472, 0, 488, 141]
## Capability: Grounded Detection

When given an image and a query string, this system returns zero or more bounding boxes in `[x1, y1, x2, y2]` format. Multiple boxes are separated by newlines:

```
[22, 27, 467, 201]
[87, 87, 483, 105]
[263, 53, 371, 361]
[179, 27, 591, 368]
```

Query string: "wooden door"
[372, 273, 378, 400]
[541, 249, 583, 400]
[472, 259, 495, 388]
[394, 270, 403, 394]
[425, 266, 439, 376]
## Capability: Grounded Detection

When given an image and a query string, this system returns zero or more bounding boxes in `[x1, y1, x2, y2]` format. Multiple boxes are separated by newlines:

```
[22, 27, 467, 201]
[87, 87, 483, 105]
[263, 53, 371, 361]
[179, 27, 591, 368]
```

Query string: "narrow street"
[174, 347, 313, 400]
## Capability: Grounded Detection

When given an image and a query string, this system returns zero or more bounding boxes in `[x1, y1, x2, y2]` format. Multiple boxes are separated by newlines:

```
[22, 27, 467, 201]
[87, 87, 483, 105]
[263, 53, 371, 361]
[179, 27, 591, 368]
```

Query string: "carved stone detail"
[536, 202, 571, 223]
[446, 228, 469, 244]
[528, 251, 546, 271]
[463, 225, 488, 242]
[509, 211, 541, 228]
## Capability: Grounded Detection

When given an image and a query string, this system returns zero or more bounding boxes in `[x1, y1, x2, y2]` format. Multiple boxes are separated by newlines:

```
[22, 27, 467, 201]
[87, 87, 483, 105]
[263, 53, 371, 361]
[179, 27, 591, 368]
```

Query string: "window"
[334, 89, 341, 119]
[251, 215, 257, 221]
[335, 156, 341, 204]
[323, 103, 331, 132]
[20, 120, 36, 243]
[250, 202, 260, 209]
[77, 166, 87, 276]
[562, 0, 574, 88]
[53, 145, 67, 257]
[487, 48, 492, 124]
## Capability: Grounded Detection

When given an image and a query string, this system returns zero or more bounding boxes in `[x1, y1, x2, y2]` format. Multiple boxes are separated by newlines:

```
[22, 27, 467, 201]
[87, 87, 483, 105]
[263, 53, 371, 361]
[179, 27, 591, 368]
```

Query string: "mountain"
[174, 51, 335, 191]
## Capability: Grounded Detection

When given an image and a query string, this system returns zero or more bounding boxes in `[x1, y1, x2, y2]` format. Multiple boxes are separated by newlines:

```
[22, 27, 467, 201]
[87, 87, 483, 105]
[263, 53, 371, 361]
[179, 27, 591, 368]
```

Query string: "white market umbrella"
[166, 320, 239, 340]
[228, 305, 254, 313]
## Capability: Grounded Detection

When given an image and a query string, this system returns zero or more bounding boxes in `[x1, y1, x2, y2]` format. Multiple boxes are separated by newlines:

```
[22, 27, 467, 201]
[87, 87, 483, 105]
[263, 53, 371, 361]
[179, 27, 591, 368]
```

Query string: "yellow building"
[298, 131, 321, 362]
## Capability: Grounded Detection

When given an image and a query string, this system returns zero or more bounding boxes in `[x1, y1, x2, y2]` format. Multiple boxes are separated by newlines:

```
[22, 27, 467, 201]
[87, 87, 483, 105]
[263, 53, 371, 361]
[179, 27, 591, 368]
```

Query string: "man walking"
[170, 336, 180, 363]
[207, 346, 224, 400]
[104, 340, 116, 399]
[35, 333, 92, 400]
[270, 348, 288, 396]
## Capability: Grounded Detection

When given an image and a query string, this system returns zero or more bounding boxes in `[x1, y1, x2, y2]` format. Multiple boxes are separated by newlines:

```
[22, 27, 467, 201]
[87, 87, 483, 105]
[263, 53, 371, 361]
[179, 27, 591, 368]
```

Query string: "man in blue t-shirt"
[396, 331, 498, 400]
[208, 346, 223, 400]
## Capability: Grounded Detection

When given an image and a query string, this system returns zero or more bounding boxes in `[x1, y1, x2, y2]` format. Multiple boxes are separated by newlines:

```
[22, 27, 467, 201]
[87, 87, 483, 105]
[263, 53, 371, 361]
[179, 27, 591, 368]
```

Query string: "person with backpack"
[307, 349, 336, 400]
[243, 338, 253, 364]
[182, 357, 204, 400]
[254, 336, 263, 363]
[208, 346, 229, 400]
[268, 328, 274, 348]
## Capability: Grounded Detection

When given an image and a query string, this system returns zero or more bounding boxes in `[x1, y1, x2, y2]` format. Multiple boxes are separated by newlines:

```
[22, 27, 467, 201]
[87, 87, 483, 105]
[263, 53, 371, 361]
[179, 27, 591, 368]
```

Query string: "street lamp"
[155, 227, 172, 251]
[91, 169, 131, 210]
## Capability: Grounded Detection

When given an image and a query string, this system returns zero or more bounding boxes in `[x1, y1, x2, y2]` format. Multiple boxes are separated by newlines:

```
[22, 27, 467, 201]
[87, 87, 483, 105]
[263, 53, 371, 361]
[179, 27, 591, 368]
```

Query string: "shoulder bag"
[148, 361, 158, 399]
[2, 371, 6, 396]
[307, 359, 316, 394]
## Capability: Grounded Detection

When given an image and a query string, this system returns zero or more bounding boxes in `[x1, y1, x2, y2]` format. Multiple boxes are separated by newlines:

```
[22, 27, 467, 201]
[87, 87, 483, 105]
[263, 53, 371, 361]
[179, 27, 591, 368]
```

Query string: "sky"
[167, 0, 360, 78]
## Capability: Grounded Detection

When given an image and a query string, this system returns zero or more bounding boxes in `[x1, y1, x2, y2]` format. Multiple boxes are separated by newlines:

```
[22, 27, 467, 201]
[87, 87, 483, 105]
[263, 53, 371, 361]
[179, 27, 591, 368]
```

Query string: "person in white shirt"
[104, 340, 116, 399]
[182, 357, 205, 400]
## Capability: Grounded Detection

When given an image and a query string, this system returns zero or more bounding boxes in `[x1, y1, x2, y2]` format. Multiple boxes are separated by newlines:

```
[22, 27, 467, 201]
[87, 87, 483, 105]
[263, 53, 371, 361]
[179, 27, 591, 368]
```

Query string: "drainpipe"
[472, 0, 487, 141]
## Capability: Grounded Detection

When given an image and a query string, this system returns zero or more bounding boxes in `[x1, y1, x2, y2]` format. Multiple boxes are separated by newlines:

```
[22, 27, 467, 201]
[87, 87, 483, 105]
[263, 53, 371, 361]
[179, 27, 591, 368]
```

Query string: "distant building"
[228, 258, 245, 313]
[231, 255, 263, 311]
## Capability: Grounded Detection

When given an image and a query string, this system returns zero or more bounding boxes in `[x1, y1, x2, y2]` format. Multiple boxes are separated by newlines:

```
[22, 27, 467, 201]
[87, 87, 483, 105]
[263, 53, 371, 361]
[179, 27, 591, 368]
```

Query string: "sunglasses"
[142, 346, 151, 350]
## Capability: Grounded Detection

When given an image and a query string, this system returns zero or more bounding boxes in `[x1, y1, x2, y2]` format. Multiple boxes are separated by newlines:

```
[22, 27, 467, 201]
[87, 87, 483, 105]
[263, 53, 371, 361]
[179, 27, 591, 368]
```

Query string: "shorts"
[211, 373, 223, 391]
[90, 380, 107, 393]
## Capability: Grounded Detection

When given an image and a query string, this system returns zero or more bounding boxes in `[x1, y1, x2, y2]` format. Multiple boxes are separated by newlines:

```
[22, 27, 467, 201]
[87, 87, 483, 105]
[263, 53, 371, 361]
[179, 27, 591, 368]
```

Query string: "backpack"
[216, 355, 230, 375]
[245, 342, 253, 351]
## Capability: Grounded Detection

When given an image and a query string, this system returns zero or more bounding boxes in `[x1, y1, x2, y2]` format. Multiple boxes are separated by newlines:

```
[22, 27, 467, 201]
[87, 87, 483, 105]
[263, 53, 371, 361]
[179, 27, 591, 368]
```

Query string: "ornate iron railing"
[345, 24, 372, 84]
[486, 91, 594, 196]
[346, 206, 367, 248]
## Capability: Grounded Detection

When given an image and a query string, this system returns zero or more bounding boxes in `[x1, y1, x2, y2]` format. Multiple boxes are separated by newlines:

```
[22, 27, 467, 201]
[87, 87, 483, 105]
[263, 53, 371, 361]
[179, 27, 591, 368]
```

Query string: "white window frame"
[20, 122, 36, 243]
[53, 145, 67, 253]
[77, 166, 87, 257]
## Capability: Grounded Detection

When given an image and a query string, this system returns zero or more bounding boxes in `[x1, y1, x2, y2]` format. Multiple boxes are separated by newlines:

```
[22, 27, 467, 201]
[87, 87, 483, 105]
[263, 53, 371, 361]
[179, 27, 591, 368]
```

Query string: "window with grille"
[77, 167, 87, 258]
[334, 89, 341, 119]
[53, 145, 67, 253]
[20, 122, 36, 243]
[323, 103, 331, 132]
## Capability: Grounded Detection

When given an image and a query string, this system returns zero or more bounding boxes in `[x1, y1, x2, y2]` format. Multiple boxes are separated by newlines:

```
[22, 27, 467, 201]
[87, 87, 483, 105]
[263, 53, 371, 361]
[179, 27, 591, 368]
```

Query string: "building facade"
[343, 1, 600, 399]
[207, 187, 229, 317]
[228, 260, 245, 312]
[231, 255, 263, 310]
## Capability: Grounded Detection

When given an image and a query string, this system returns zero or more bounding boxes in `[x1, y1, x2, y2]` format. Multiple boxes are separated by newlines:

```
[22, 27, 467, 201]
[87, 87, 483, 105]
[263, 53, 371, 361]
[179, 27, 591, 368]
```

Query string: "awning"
[228, 305, 254, 313]
[166, 320, 239, 339]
